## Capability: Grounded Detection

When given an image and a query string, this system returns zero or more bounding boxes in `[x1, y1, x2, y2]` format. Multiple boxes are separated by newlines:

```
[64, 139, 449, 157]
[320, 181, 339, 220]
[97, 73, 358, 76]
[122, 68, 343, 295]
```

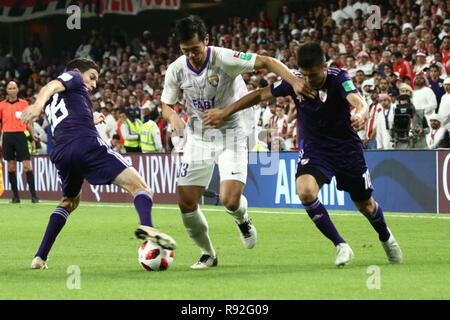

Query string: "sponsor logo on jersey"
[300, 158, 310, 165]
[232, 51, 253, 61]
[208, 75, 219, 87]
[192, 96, 216, 111]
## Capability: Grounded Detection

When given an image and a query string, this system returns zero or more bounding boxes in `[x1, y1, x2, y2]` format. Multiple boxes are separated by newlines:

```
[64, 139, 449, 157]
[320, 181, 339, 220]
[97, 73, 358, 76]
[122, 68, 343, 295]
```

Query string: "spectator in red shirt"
[393, 51, 415, 87]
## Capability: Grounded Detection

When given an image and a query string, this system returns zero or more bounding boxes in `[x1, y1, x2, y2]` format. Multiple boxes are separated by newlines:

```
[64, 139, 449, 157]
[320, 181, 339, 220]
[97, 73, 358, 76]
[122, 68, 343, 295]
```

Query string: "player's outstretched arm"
[21, 80, 66, 124]
[203, 86, 273, 128]
[347, 92, 369, 132]
[254, 55, 316, 99]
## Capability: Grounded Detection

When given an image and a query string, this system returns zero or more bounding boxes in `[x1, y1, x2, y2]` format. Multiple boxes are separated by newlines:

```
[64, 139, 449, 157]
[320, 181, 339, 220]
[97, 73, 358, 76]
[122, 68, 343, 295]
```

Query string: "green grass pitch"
[0, 200, 449, 300]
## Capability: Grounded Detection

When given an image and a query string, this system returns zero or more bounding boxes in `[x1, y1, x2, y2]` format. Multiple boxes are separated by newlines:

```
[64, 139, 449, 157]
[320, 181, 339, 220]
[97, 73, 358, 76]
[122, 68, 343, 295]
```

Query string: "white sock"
[181, 207, 216, 257]
[225, 195, 249, 224]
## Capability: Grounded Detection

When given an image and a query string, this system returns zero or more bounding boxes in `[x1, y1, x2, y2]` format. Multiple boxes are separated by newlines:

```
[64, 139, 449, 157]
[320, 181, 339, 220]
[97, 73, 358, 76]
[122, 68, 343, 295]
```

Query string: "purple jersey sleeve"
[337, 70, 359, 99]
[270, 70, 302, 98]
[56, 71, 84, 91]
[270, 79, 294, 98]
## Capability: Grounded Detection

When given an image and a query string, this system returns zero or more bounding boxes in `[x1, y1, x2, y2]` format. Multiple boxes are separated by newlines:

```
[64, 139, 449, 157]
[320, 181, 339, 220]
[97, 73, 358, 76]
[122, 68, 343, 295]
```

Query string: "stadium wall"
[1, 150, 449, 214]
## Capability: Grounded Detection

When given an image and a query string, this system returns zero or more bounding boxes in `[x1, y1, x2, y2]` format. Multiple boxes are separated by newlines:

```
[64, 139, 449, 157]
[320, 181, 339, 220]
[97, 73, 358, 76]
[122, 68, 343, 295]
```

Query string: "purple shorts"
[51, 136, 130, 198]
[296, 149, 373, 202]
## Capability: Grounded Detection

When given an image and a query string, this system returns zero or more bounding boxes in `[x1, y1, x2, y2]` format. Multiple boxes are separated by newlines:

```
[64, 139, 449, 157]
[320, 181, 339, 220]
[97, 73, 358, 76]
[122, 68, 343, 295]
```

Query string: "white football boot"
[135, 225, 177, 250]
[190, 254, 218, 269]
[335, 243, 354, 267]
[236, 219, 257, 249]
[31, 256, 48, 269]
[381, 230, 403, 264]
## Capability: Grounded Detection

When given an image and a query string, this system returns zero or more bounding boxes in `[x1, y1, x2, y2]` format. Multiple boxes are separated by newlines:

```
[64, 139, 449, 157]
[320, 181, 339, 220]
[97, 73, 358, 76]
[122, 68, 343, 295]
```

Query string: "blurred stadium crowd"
[1, 0, 450, 155]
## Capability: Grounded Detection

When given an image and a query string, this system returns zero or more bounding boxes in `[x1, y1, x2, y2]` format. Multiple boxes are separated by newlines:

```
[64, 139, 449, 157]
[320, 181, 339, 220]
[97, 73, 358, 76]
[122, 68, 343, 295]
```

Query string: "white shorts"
[177, 134, 248, 187]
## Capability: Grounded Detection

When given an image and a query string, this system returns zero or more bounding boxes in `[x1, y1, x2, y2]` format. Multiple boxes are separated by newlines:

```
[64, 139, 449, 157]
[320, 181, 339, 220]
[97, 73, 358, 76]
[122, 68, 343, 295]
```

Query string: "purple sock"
[303, 198, 345, 246]
[134, 190, 153, 227]
[367, 201, 391, 242]
[35, 207, 70, 261]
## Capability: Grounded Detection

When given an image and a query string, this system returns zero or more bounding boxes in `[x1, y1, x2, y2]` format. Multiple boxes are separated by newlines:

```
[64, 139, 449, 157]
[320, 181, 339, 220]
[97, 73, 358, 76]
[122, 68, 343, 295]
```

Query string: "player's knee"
[178, 199, 198, 213]
[297, 188, 317, 203]
[59, 194, 81, 213]
[220, 194, 240, 212]
[355, 200, 375, 216]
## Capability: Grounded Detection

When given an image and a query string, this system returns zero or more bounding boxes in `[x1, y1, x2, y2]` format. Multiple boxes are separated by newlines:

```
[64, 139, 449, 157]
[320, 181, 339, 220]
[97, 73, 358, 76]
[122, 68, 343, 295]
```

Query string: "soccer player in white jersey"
[162, 16, 315, 269]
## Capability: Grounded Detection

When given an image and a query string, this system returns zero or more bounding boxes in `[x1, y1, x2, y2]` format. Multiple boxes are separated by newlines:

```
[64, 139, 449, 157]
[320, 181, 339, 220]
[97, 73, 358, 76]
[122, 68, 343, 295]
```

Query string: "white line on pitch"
[0, 201, 449, 220]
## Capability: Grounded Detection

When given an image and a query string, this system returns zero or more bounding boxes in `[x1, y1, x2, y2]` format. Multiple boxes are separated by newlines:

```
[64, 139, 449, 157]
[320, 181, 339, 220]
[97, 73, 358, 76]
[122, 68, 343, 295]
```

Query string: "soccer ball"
[138, 240, 174, 271]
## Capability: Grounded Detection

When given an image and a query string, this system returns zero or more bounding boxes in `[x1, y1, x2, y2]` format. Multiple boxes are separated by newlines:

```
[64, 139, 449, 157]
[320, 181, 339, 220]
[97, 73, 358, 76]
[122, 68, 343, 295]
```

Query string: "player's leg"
[296, 167, 353, 267]
[77, 137, 175, 249]
[31, 193, 81, 269]
[219, 180, 257, 249]
[31, 161, 83, 270]
[218, 137, 256, 249]
[351, 182, 403, 264]
[111, 166, 176, 250]
[179, 184, 218, 268]
[177, 135, 218, 269]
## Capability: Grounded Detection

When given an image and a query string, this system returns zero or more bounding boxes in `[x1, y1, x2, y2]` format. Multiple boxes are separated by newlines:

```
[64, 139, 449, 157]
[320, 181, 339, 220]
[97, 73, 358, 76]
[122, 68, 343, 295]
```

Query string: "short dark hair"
[392, 51, 403, 59]
[174, 15, 208, 43]
[149, 108, 160, 122]
[66, 58, 100, 73]
[429, 63, 441, 73]
[297, 42, 325, 68]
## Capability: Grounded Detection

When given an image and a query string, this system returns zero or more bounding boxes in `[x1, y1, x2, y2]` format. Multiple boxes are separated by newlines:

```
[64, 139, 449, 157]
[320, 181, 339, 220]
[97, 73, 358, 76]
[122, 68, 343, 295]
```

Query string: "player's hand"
[351, 113, 365, 131]
[169, 113, 186, 135]
[203, 109, 226, 128]
[93, 113, 106, 125]
[292, 77, 316, 100]
[21, 104, 42, 124]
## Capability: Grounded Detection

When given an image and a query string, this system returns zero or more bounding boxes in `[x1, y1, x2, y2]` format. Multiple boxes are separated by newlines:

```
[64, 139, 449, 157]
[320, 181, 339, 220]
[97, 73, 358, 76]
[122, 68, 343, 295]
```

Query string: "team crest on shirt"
[208, 75, 219, 87]
[301, 158, 310, 165]
[319, 89, 327, 102]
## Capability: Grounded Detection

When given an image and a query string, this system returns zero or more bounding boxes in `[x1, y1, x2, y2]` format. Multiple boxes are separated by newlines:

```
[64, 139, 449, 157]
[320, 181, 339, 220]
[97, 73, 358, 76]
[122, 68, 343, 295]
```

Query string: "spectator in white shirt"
[95, 106, 115, 144]
[344, 0, 356, 19]
[356, 51, 374, 76]
[353, 0, 369, 13]
[412, 74, 438, 127]
[413, 51, 429, 75]
[375, 94, 394, 150]
[438, 77, 450, 130]
[426, 113, 450, 149]
[332, 0, 352, 26]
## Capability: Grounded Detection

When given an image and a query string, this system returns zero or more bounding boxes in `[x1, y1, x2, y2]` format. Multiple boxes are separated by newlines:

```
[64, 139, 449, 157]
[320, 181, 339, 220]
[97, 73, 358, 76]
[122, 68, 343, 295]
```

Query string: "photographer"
[396, 84, 429, 149]
[392, 94, 417, 149]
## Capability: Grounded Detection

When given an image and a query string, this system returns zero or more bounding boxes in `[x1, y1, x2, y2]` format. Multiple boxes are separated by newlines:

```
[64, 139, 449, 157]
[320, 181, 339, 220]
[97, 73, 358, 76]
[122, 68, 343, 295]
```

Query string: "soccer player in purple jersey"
[204, 42, 403, 267]
[21, 58, 176, 269]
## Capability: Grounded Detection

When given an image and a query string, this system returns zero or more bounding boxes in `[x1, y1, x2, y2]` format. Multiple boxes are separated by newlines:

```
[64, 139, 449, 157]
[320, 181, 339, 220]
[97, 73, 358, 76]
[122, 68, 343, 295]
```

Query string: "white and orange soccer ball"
[138, 240, 174, 271]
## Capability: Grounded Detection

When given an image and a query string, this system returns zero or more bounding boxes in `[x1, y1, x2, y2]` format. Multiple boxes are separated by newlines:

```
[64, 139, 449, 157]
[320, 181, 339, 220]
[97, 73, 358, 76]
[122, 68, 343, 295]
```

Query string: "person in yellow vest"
[119, 109, 142, 153]
[140, 109, 163, 153]
[252, 129, 270, 152]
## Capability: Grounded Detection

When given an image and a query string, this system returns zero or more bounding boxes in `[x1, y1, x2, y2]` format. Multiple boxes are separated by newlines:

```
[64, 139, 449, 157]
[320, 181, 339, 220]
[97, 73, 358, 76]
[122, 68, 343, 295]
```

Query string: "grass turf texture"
[0, 200, 449, 300]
